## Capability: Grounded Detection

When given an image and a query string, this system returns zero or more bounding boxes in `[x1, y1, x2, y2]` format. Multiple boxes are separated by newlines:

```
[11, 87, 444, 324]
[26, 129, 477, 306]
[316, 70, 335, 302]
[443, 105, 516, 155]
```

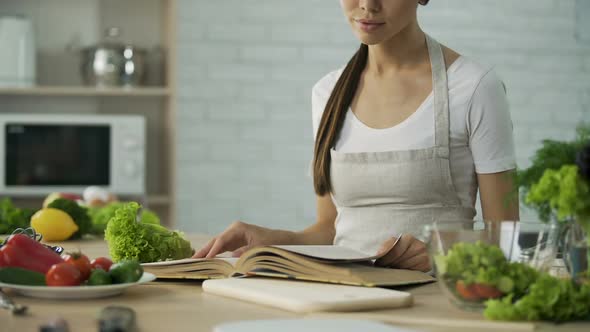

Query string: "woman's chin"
[358, 37, 386, 46]
[353, 32, 388, 46]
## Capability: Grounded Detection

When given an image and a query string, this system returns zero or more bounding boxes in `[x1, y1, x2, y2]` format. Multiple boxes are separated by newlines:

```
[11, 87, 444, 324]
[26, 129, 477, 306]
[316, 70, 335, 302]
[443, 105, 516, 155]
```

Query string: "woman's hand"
[374, 234, 431, 272]
[193, 221, 291, 259]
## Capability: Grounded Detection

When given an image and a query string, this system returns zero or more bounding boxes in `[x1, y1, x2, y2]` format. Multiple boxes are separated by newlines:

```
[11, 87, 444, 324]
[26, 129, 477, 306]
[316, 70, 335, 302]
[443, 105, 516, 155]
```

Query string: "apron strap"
[425, 35, 450, 159]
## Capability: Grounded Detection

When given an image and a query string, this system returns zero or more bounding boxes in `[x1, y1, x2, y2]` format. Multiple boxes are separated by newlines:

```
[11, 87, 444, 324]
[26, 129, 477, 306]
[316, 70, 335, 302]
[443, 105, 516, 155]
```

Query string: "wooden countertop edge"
[308, 312, 537, 331]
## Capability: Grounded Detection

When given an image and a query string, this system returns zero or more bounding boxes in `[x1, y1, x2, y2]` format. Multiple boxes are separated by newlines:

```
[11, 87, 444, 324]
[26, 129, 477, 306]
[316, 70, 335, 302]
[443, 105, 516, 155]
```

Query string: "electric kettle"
[0, 15, 36, 87]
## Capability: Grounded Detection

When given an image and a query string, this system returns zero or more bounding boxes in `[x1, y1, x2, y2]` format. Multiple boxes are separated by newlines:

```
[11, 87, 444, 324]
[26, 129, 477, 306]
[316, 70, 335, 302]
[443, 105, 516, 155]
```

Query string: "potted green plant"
[518, 125, 590, 279]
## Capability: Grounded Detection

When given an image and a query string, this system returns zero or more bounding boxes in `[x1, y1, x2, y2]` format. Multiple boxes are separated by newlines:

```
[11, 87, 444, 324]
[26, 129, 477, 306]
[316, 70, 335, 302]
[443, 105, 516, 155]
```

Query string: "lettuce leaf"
[526, 165, 590, 223]
[89, 202, 160, 235]
[443, 242, 590, 322]
[445, 241, 512, 287]
[0, 198, 36, 234]
[104, 202, 193, 263]
[485, 275, 590, 322]
[517, 123, 590, 222]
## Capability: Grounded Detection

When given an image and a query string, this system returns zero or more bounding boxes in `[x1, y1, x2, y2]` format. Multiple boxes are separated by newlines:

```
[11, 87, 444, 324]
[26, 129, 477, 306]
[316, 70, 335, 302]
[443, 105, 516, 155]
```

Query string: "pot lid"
[83, 27, 145, 52]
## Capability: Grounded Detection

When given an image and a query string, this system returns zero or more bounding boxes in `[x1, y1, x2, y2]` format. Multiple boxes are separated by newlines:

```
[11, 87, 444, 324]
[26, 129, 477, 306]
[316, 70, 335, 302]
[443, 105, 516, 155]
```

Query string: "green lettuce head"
[105, 202, 193, 263]
[89, 201, 160, 235]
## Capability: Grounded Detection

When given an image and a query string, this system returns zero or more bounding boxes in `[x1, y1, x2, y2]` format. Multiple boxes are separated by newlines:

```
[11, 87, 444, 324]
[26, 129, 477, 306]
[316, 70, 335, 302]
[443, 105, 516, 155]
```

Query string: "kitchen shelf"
[0, 86, 171, 97]
[0, 0, 178, 227]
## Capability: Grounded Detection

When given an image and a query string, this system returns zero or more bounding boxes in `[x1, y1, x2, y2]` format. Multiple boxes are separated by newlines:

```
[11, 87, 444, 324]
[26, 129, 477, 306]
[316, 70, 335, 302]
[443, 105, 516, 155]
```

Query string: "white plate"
[0, 272, 156, 299]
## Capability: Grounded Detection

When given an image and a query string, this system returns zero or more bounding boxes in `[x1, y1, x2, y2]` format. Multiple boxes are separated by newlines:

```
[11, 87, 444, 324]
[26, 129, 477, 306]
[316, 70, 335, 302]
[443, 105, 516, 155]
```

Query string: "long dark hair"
[312, 44, 368, 195]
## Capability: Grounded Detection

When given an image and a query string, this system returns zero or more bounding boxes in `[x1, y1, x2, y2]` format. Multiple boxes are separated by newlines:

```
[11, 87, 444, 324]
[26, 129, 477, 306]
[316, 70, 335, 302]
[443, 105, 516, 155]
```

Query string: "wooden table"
[1, 234, 588, 332]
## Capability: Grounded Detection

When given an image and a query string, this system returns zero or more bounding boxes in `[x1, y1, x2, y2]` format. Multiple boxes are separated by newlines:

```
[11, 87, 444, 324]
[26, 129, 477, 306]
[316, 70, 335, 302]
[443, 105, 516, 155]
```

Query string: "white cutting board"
[213, 319, 421, 332]
[202, 278, 413, 313]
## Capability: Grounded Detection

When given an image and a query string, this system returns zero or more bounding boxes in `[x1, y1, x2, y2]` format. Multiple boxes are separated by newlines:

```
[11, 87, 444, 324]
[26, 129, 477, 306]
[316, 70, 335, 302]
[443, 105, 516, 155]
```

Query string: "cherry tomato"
[46, 263, 82, 286]
[90, 257, 113, 272]
[455, 280, 481, 301]
[63, 252, 92, 281]
[472, 283, 503, 299]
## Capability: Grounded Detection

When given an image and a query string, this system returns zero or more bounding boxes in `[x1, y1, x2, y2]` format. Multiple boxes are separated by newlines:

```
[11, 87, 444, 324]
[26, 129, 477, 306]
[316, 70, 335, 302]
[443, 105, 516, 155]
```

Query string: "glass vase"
[564, 221, 589, 280]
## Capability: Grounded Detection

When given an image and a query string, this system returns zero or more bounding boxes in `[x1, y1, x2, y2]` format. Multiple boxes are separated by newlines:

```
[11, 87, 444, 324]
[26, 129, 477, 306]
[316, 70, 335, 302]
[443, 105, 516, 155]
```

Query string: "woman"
[194, 0, 519, 272]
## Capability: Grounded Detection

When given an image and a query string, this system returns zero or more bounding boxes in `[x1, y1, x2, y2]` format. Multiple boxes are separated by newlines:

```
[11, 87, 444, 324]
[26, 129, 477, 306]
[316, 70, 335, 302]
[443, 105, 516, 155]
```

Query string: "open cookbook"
[141, 245, 435, 287]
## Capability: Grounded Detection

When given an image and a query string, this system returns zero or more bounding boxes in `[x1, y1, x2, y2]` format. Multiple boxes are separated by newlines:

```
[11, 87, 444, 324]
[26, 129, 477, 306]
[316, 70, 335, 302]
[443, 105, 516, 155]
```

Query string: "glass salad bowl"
[424, 220, 559, 311]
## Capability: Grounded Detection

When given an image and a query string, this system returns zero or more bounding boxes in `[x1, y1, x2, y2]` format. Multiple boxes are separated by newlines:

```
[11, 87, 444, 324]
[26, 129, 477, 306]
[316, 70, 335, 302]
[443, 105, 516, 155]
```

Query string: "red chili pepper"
[0, 234, 64, 274]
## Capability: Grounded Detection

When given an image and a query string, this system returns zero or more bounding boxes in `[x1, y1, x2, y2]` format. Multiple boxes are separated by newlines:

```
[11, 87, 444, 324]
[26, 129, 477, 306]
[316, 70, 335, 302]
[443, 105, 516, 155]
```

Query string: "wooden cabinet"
[0, 0, 178, 226]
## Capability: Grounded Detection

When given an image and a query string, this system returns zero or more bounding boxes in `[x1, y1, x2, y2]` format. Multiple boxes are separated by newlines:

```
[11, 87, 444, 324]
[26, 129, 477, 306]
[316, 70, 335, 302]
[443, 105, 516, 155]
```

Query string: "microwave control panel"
[112, 116, 146, 195]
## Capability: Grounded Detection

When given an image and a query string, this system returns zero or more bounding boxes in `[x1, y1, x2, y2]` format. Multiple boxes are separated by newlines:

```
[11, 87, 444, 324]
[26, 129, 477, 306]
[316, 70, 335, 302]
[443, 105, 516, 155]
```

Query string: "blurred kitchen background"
[0, 0, 588, 234]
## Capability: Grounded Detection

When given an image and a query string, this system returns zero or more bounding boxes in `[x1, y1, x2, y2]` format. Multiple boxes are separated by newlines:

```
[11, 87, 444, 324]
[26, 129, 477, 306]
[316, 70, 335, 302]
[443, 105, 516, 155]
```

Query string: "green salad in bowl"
[434, 240, 540, 309]
[427, 221, 590, 321]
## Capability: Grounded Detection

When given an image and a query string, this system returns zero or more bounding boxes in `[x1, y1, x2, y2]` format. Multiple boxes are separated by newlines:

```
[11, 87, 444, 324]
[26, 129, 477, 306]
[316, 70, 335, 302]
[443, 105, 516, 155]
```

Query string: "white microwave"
[0, 114, 145, 196]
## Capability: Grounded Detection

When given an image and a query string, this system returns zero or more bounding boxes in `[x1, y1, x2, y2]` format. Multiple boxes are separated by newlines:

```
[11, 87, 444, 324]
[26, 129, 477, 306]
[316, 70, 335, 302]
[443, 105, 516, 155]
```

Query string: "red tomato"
[46, 263, 82, 286]
[90, 257, 113, 272]
[472, 283, 503, 299]
[63, 252, 92, 281]
[455, 280, 481, 301]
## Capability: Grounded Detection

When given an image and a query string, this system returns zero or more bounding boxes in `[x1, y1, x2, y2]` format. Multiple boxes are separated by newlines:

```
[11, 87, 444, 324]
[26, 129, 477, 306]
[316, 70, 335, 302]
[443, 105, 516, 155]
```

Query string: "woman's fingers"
[193, 238, 216, 258]
[374, 235, 411, 267]
[231, 245, 252, 257]
[375, 237, 398, 257]
[375, 235, 428, 271]
[407, 257, 431, 272]
[409, 261, 432, 273]
[205, 229, 244, 258]
[395, 252, 430, 270]
[193, 221, 251, 258]
[389, 237, 427, 266]
[205, 237, 227, 259]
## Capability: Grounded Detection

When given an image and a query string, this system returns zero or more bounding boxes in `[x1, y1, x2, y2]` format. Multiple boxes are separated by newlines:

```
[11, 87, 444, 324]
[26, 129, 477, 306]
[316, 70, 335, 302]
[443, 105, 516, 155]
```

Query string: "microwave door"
[5, 123, 111, 192]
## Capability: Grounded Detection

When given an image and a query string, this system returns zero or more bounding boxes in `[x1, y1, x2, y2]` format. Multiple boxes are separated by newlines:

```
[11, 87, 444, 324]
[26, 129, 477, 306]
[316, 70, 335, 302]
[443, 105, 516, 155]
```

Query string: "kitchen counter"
[1, 234, 588, 332]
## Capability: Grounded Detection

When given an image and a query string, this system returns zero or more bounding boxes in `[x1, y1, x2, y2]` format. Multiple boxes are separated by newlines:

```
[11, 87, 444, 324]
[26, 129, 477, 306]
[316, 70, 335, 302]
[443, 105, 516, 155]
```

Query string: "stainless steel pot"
[80, 27, 146, 87]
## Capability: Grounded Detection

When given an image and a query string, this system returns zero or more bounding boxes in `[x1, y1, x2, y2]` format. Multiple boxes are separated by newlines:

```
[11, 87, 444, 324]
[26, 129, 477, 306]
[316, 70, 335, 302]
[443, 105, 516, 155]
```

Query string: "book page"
[141, 257, 239, 267]
[271, 245, 386, 262]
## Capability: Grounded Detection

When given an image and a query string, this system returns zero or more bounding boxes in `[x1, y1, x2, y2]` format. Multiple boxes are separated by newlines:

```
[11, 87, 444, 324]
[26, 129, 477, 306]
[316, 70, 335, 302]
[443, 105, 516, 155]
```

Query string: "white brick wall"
[175, 0, 590, 233]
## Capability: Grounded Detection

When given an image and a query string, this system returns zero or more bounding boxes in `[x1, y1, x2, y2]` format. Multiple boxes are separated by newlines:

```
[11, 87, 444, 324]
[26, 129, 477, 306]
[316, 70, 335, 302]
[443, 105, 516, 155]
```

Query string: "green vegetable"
[87, 269, 112, 286]
[441, 242, 590, 322]
[443, 241, 535, 290]
[89, 202, 160, 235]
[485, 274, 590, 322]
[108, 260, 143, 284]
[496, 276, 514, 294]
[140, 209, 160, 225]
[105, 202, 193, 263]
[526, 165, 590, 268]
[517, 124, 590, 222]
[526, 165, 590, 224]
[0, 198, 36, 234]
[47, 198, 91, 238]
[504, 261, 539, 298]
[0, 267, 46, 286]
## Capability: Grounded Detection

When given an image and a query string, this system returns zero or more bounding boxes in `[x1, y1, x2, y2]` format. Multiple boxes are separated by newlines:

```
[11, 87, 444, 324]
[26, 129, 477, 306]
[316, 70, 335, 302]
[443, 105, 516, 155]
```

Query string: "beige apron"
[330, 35, 476, 255]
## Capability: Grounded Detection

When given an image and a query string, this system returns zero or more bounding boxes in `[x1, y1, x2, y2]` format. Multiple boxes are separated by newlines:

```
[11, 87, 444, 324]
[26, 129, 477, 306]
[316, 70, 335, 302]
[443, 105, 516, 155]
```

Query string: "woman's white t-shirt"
[311, 56, 517, 209]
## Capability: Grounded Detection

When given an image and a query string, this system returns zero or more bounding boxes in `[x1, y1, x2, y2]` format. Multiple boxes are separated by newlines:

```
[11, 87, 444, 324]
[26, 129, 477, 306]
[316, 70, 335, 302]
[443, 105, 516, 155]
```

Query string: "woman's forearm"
[276, 221, 335, 245]
[296, 222, 336, 245]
